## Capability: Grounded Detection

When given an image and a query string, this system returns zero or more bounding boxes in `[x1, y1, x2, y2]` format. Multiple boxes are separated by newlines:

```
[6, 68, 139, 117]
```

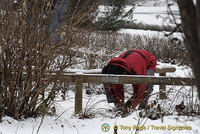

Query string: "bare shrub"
[65, 0, 98, 28]
[0, 0, 97, 120]
[78, 94, 106, 119]
[71, 30, 189, 67]
[145, 86, 200, 119]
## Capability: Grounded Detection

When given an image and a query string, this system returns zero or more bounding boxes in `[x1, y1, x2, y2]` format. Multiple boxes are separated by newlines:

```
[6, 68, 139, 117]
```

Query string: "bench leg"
[159, 73, 167, 99]
[75, 74, 83, 114]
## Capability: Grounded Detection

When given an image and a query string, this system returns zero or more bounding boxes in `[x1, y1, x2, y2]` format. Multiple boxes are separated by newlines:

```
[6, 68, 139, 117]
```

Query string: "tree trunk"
[177, 0, 200, 98]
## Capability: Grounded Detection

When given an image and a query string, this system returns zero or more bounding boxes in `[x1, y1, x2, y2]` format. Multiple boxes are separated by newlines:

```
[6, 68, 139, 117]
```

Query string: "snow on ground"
[118, 29, 184, 41]
[0, 63, 198, 134]
[98, 0, 180, 26]
[118, 0, 183, 39]
[1, 112, 199, 134]
[128, 5, 180, 26]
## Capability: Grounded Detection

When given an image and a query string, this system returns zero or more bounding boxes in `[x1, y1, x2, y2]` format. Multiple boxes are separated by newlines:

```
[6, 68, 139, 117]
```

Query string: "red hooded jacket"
[108, 49, 157, 108]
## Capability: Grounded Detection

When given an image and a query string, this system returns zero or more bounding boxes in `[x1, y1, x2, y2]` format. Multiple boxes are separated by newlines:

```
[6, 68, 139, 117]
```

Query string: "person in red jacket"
[102, 49, 157, 112]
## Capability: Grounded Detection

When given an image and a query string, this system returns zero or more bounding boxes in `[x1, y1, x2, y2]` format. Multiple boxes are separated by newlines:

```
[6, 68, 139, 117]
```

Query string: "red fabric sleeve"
[110, 84, 125, 105]
[130, 84, 146, 109]
[147, 53, 157, 71]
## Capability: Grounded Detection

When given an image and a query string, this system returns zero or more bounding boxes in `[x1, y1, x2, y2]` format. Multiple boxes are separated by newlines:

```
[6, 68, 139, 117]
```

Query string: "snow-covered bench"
[50, 65, 194, 114]
[1, 65, 194, 114]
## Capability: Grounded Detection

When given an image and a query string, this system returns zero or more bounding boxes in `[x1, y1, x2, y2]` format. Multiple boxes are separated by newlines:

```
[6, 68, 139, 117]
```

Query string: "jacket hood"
[109, 57, 132, 75]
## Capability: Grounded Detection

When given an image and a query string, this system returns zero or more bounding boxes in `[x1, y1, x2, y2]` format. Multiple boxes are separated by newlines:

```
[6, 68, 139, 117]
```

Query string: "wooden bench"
[0, 65, 195, 114]
[65, 65, 176, 99]
[46, 65, 195, 114]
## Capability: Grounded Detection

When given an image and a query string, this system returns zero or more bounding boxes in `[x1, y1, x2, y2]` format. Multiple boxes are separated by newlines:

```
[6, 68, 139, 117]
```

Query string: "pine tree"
[96, 0, 135, 31]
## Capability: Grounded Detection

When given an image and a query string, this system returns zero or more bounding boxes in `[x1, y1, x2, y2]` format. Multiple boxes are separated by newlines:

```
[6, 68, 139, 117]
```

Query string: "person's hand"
[114, 103, 131, 117]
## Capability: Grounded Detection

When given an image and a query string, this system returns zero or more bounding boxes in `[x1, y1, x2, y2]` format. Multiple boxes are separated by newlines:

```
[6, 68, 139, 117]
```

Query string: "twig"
[36, 113, 45, 134]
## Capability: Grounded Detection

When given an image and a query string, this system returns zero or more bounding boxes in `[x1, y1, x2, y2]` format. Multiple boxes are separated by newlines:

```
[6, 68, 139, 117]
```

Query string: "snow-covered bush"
[0, 0, 96, 120]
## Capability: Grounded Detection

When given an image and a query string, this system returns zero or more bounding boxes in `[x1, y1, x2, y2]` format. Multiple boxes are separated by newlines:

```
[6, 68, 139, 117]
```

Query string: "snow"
[157, 63, 175, 69]
[0, 64, 198, 134]
[66, 62, 192, 78]
[131, 5, 180, 26]
[1, 87, 199, 134]
[1, 0, 199, 134]
[98, 0, 180, 26]
[67, 69, 101, 74]
[157, 62, 193, 77]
